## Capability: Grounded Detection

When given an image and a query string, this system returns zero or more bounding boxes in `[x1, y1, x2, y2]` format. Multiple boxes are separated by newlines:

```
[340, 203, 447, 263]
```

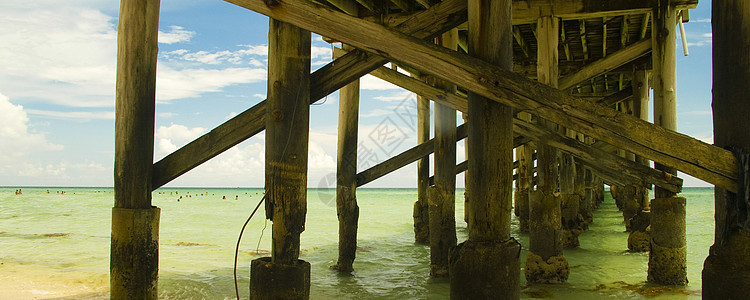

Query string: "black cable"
[234, 194, 266, 300]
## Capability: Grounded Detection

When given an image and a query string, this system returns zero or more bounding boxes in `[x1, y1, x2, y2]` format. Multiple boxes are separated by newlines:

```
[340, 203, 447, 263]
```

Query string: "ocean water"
[0, 187, 713, 299]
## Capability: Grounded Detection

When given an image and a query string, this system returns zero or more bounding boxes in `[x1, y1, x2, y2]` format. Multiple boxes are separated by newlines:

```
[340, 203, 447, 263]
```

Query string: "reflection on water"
[0, 187, 712, 299]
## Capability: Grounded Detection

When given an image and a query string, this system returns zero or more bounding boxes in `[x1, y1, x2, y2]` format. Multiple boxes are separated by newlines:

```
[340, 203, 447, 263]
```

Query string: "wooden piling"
[333, 45, 360, 273]
[702, 0, 750, 297]
[449, 0, 520, 298]
[628, 69, 652, 251]
[414, 93, 430, 244]
[111, 0, 160, 298]
[429, 30, 459, 277]
[525, 15, 569, 284]
[514, 112, 533, 233]
[250, 18, 311, 299]
[648, 0, 687, 286]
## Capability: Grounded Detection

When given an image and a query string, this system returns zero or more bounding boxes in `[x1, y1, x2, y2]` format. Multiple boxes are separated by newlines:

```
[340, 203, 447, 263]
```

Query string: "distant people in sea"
[15, 189, 22, 195]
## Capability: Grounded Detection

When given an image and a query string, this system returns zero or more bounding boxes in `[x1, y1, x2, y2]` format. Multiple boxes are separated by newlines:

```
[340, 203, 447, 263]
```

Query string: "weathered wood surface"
[333, 44, 360, 273]
[559, 38, 651, 90]
[652, 2, 678, 199]
[152, 0, 467, 189]
[464, 0, 515, 242]
[265, 19, 310, 265]
[357, 124, 467, 187]
[226, 0, 736, 192]
[115, 0, 159, 209]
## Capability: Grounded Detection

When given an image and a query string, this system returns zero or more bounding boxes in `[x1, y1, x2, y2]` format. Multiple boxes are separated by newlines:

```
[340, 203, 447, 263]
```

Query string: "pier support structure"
[111, 0, 160, 298]
[250, 19, 311, 299]
[628, 68, 652, 252]
[702, 0, 750, 297]
[525, 15, 570, 284]
[333, 45, 360, 273]
[429, 30, 459, 277]
[648, 0, 687, 286]
[449, 0, 520, 298]
[414, 93, 430, 244]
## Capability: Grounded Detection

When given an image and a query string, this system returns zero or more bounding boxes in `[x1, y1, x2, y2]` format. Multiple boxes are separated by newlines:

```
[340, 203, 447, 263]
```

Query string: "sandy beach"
[0, 262, 108, 299]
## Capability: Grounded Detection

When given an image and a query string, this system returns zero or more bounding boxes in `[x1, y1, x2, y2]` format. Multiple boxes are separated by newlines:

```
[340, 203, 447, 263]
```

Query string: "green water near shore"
[0, 187, 712, 299]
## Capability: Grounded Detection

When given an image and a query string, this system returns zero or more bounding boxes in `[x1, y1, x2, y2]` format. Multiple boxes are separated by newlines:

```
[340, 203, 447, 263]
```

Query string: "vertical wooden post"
[449, 0, 520, 298]
[648, 0, 687, 286]
[414, 93, 430, 244]
[111, 0, 160, 298]
[702, 1, 750, 298]
[332, 45, 360, 273]
[526, 15, 569, 284]
[514, 112, 533, 233]
[429, 29, 458, 277]
[628, 69, 652, 252]
[250, 19, 311, 299]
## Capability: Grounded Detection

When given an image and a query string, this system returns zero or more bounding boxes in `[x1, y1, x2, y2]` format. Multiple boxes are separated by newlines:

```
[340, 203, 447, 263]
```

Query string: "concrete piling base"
[648, 197, 687, 285]
[449, 238, 521, 299]
[110, 207, 160, 299]
[628, 226, 651, 252]
[524, 252, 570, 284]
[250, 257, 311, 300]
[561, 193, 582, 248]
[413, 199, 429, 244]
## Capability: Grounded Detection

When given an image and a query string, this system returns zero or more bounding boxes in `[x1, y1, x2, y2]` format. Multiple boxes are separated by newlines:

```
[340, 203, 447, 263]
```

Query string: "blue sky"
[0, 0, 714, 188]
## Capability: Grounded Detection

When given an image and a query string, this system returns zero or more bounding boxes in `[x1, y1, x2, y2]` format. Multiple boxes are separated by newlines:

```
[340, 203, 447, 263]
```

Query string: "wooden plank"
[227, 0, 737, 192]
[559, 38, 651, 89]
[414, 91, 430, 244]
[327, 0, 359, 15]
[152, 0, 468, 189]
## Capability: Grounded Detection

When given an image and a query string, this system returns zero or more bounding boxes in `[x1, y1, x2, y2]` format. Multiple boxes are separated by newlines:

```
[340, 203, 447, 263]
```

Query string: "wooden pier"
[112, 0, 750, 298]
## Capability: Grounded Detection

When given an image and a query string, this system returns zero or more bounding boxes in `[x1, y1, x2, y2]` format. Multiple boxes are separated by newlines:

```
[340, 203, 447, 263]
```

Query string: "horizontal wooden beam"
[559, 38, 651, 89]
[597, 86, 634, 106]
[229, 0, 734, 192]
[357, 124, 467, 187]
[152, 0, 468, 189]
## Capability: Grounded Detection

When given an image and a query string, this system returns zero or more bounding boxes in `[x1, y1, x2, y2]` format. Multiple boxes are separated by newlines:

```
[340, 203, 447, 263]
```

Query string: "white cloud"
[373, 91, 414, 102]
[159, 25, 195, 44]
[311, 45, 332, 59]
[156, 66, 267, 101]
[155, 123, 206, 159]
[0, 3, 117, 107]
[253, 94, 266, 99]
[25, 109, 115, 120]
[0, 93, 66, 181]
[360, 74, 402, 90]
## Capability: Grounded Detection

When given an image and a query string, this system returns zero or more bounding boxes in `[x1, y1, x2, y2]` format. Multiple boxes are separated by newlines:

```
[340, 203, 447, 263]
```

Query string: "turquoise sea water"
[0, 187, 713, 299]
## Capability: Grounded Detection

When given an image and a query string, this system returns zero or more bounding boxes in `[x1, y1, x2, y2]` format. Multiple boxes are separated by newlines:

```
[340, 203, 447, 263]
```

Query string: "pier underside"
[112, 0, 750, 298]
